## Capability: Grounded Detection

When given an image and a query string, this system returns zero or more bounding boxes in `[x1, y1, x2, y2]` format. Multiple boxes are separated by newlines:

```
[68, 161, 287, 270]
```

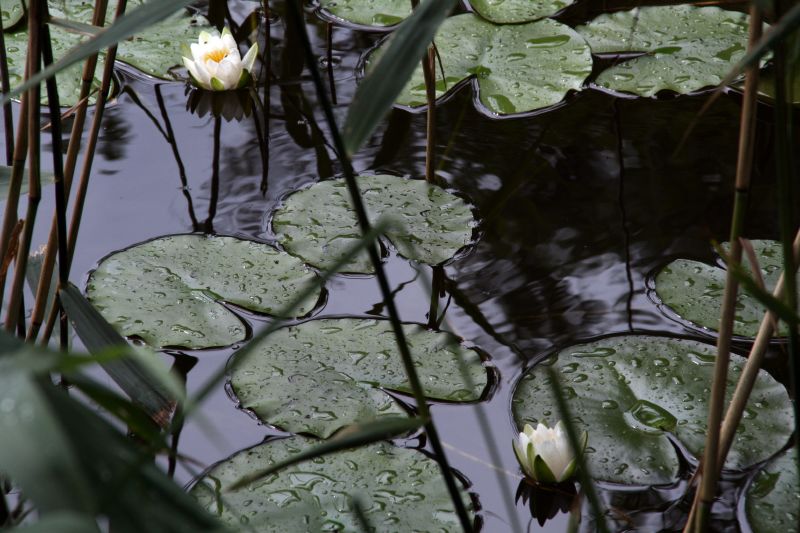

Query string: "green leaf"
[229, 318, 488, 438]
[746, 447, 800, 533]
[655, 240, 797, 337]
[0, 166, 56, 200]
[372, 13, 592, 115]
[578, 5, 757, 96]
[10, 512, 101, 533]
[190, 437, 473, 532]
[86, 234, 321, 349]
[511, 335, 793, 485]
[1, 0, 24, 29]
[342, 0, 458, 154]
[468, 0, 575, 24]
[318, 0, 412, 28]
[272, 174, 474, 274]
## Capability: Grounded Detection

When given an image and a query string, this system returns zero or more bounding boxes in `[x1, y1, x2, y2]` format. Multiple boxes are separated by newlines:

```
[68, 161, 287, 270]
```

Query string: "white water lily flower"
[183, 27, 258, 91]
[513, 421, 587, 483]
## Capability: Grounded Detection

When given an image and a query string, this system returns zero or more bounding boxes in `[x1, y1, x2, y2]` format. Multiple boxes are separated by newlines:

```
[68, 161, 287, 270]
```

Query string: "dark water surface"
[9, 1, 794, 531]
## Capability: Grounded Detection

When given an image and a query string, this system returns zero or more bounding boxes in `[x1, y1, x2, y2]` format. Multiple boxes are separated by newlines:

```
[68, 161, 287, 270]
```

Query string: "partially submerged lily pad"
[271, 174, 475, 274]
[655, 240, 795, 337]
[190, 437, 474, 532]
[469, 0, 575, 24]
[745, 447, 799, 533]
[577, 5, 754, 96]
[86, 235, 320, 349]
[318, 0, 411, 28]
[369, 13, 592, 115]
[512, 335, 793, 485]
[229, 318, 488, 438]
[1, 0, 24, 29]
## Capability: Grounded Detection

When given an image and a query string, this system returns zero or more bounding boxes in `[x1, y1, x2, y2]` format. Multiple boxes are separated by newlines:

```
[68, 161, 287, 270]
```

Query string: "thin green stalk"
[0, 4, 14, 165]
[27, 0, 109, 342]
[281, 3, 473, 530]
[690, 7, 762, 531]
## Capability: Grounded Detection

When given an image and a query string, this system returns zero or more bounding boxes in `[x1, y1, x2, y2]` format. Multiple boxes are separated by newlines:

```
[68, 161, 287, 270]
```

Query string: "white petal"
[215, 58, 242, 89]
[190, 42, 206, 62]
[221, 32, 237, 52]
[193, 60, 213, 90]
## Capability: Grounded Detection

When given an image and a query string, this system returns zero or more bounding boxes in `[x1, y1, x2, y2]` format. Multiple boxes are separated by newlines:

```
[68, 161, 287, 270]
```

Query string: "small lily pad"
[318, 0, 411, 28]
[577, 5, 754, 96]
[271, 174, 475, 274]
[369, 13, 592, 115]
[1, 0, 24, 29]
[190, 437, 474, 532]
[655, 240, 795, 337]
[86, 235, 321, 350]
[469, 0, 575, 24]
[745, 447, 799, 533]
[229, 318, 488, 438]
[512, 335, 793, 485]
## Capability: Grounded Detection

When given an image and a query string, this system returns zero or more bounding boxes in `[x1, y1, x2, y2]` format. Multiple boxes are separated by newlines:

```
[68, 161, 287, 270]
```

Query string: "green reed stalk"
[690, 7, 762, 532]
[4, 0, 44, 333]
[27, 0, 109, 342]
[0, 5, 14, 165]
[40, 0, 127, 346]
[284, 2, 472, 529]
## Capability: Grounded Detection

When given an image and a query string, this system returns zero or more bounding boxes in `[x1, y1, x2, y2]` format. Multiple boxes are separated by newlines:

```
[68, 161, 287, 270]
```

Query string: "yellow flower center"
[203, 48, 228, 63]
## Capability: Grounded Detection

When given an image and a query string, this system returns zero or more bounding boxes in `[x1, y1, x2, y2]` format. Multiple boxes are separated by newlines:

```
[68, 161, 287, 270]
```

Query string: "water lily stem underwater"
[284, 1, 473, 529]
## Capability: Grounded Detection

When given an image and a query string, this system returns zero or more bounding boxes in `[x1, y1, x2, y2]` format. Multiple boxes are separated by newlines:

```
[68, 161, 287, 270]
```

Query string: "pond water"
[7, 0, 795, 531]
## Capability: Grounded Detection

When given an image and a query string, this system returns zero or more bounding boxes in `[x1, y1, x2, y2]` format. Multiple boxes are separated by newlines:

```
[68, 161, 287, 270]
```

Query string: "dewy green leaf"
[228, 318, 489, 438]
[370, 13, 592, 115]
[655, 240, 797, 337]
[318, 0, 412, 28]
[1, 0, 25, 29]
[745, 447, 800, 533]
[190, 437, 474, 532]
[86, 234, 321, 349]
[578, 5, 758, 96]
[511, 335, 793, 485]
[468, 0, 575, 24]
[272, 174, 474, 274]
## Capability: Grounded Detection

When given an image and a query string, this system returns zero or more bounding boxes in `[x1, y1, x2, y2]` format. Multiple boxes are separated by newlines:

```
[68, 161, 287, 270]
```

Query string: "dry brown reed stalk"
[686, 6, 763, 532]
[27, 0, 110, 342]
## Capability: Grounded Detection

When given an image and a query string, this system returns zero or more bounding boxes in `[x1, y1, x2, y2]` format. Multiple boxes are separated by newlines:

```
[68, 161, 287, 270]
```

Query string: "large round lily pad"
[271, 174, 475, 274]
[369, 13, 592, 115]
[86, 235, 321, 350]
[512, 335, 793, 485]
[469, 0, 575, 24]
[318, 0, 411, 28]
[230, 318, 488, 438]
[190, 437, 474, 532]
[655, 240, 795, 337]
[577, 5, 755, 96]
[745, 447, 799, 533]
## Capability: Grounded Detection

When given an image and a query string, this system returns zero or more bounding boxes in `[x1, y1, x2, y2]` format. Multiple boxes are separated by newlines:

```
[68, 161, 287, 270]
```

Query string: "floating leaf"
[746, 447, 800, 533]
[369, 13, 592, 115]
[272, 174, 474, 274]
[86, 235, 321, 349]
[577, 5, 755, 96]
[1, 0, 24, 29]
[229, 318, 488, 438]
[469, 0, 575, 24]
[655, 240, 795, 337]
[318, 0, 411, 28]
[512, 335, 793, 485]
[190, 437, 474, 531]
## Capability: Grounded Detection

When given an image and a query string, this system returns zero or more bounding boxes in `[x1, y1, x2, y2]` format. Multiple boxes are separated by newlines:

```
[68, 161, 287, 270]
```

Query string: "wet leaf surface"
[512, 335, 793, 485]
[318, 0, 411, 28]
[229, 318, 488, 438]
[1, 0, 24, 28]
[369, 13, 592, 115]
[272, 174, 475, 274]
[745, 447, 799, 533]
[469, 0, 575, 24]
[577, 5, 755, 96]
[86, 234, 320, 349]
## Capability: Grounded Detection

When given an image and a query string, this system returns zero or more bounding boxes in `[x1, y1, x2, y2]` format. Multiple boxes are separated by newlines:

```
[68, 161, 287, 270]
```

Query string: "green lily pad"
[190, 437, 474, 532]
[229, 318, 488, 438]
[86, 235, 321, 350]
[512, 335, 793, 485]
[271, 174, 475, 274]
[577, 5, 754, 96]
[745, 447, 800, 533]
[1, 0, 24, 29]
[655, 240, 795, 337]
[318, 0, 411, 28]
[370, 13, 592, 115]
[469, 0, 575, 24]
